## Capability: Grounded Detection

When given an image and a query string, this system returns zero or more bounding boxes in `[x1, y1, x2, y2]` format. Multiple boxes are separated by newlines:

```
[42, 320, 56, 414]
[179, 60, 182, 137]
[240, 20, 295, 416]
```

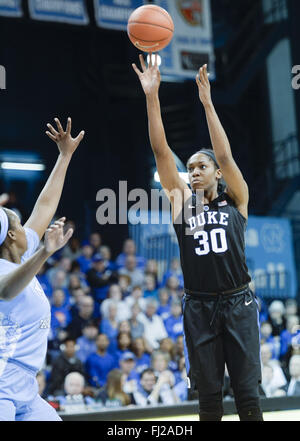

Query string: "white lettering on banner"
[35, 0, 84, 15]
[98, 5, 134, 20]
[0, 0, 16, 6]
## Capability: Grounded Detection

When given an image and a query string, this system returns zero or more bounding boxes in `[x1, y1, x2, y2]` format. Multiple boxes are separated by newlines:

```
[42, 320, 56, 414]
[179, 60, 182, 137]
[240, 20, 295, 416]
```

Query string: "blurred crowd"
[34, 228, 300, 413]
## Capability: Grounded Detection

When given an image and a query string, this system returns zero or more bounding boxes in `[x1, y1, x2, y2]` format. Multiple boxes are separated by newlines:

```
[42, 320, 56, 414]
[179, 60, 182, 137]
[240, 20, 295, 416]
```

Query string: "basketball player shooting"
[0, 118, 84, 421]
[132, 54, 263, 421]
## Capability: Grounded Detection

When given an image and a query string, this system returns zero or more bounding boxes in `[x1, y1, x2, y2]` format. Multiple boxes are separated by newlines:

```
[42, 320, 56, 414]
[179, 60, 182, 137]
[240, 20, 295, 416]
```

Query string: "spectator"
[260, 363, 286, 397]
[36, 263, 52, 298]
[139, 298, 168, 350]
[68, 273, 89, 295]
[66, 295, 97, 340]
[173, 356, 188, 402]
[50, 372, 96, 408]
[143, 274, 159, 300]
[159, 338, 177, 373]
[125, 285, 146, 311]
[130, 368, 179, 406]
[47, 337, 85, 396]
[260, 321, 280, 360]
[164, 275, 182, 301]
[89, 232, 102, 254]
[284, 299, 299, 320]
[118, 320, 132, 334]
[280, 315, 300, 361]
[151, 350, 175, 385]
[76, 320, 99, 364]
[118, 255, 145, 289]
[50, 289, 72, 335]
[100, 284, 131, 322]
[144, 259, 159, 285]
[160, 258, 184, 290]
[118, 274, 131, 299]
[69, 261, 88, 288]
[164, 299, 183, 343]
[86, 254, 118, 304]
[129, 302, 145, 340]
[116, 238, 145, 270]
[36, 371, 48, 399]
[286, 354, 300, 396]
[100, 245, 117, 271]
[268, 300, 286, 337]
[114, 331, 133, 364]
[100, 302, 119, 353]
[61, 236, 82, 261]
[69, 288, 86, 318]
[77, 244, 94, 274]
[260, 343, 287, 393]
[85, 334, 117, 388]
[132, 337, 151, 375]
[119, 351, 140, 394]
[96, 369, 130, 408]
[156, 289, 171, 321]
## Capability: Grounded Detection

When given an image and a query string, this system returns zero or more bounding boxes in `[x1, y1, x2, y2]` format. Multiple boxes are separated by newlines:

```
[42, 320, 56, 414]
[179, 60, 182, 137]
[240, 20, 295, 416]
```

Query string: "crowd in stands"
[35, 230, 300, 413]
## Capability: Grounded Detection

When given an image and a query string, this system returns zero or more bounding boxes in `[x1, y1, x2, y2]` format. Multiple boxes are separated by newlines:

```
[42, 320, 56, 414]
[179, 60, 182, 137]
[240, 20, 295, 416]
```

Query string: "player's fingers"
[203, 64, 210, 83]
[199, 66, 206, 85]
[54, 118, 64, 135]
[139, 54, 147, 72]
[74, 130, 85, 143]
[63, 228, 74, 242]
[196, 73, 202, 88]
[132, 63, 142, 77]
[46, 123, 59, 136]
[154, 53, 158, 67]
[66, 117, 72, 135]
[46, 131, 57, 142]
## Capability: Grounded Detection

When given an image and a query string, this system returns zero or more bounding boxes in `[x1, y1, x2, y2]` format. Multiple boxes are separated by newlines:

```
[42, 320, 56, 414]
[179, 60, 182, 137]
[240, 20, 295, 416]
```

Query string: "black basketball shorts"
[182, 288, 262, 396]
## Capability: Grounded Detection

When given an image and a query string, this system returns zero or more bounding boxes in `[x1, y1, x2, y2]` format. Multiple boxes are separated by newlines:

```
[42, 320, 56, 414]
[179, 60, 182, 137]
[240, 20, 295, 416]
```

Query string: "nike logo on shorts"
[245, 300, 253, 306]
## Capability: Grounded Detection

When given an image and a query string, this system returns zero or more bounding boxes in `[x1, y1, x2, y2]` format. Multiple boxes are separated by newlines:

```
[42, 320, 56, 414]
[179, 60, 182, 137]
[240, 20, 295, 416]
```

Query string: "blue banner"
[0, 0, 22, 17]
[94, 0, 144, 30]
[28, 0, 89, 25]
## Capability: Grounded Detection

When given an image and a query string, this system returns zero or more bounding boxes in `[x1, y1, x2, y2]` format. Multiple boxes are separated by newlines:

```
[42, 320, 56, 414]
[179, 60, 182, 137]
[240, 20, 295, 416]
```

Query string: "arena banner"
[0, 0, 22, 17]
[130, 212, 298, 298]
[94, 0, 145, 31]
[154, 0, 215, 80]
[245, 216, 298, 298]
[28, 0, 89, 25]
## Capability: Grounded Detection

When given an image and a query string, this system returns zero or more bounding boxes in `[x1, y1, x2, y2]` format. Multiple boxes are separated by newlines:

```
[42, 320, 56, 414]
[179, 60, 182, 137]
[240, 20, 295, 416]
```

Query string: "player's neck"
[0, 245, 21, 264]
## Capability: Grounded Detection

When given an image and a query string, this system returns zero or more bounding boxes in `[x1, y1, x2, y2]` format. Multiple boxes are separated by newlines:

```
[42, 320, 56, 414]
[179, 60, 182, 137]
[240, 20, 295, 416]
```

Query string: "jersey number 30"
[194, 228, 228, 255]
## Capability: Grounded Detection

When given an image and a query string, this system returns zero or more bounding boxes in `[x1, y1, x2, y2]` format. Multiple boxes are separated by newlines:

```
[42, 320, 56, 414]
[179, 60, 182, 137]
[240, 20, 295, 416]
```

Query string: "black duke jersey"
[173, 191, 251, 293]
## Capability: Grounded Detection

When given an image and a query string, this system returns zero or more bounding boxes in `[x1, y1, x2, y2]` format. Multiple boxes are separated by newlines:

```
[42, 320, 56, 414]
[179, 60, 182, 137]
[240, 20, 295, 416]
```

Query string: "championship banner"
[154, 0, 215, 80]
[94, 0, 144, 31]
[0, 0, 22, 17]
[28, 0, 89, 25]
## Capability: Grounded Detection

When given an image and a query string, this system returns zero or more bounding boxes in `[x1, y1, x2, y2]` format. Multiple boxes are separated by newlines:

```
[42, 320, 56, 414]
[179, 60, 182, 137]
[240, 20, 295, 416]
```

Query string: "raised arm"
[0, 217, 73, 301]
[24, 118, 85, 239]
[132, 55, 190, 217]
[196, 65, 249, 218]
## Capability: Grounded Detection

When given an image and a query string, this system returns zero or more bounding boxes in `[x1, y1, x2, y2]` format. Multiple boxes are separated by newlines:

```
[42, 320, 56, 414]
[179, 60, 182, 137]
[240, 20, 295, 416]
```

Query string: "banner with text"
[0, 0, 22, 17]
[28, 0, 89, 25]
[94, 0, 144, 31]
[155, 0, 215, 80]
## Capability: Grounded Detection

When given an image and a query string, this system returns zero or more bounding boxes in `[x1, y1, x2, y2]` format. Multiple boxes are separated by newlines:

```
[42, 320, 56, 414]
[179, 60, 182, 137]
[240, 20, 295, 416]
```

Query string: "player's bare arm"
[0, 217, 73, 301]
[24, 118, 85, 239]
[196, 64, 249, 218]
[132, 54, 191, 220]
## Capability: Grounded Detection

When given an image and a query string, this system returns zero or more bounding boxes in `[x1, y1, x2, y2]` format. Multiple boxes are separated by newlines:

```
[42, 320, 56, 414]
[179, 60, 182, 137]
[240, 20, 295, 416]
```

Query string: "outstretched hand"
[44, 217, 73, 254]
[46, 117, 85, 156]
[132, 53, 161, 96]
[196, 64, 212, 107]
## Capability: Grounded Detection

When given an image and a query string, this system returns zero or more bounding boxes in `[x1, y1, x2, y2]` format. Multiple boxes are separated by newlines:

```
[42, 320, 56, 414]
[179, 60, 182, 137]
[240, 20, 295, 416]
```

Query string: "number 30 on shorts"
[194, 228, 228, 255]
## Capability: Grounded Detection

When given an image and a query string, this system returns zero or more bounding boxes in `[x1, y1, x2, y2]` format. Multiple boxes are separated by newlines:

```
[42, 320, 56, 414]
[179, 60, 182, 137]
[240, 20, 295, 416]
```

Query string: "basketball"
[127, 5, 174, 53]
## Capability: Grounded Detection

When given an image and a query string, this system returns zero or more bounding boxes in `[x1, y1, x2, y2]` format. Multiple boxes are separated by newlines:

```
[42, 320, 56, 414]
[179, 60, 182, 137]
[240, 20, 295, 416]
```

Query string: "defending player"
[132, 54, 263, 421]
[0, 118, 84, 420]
